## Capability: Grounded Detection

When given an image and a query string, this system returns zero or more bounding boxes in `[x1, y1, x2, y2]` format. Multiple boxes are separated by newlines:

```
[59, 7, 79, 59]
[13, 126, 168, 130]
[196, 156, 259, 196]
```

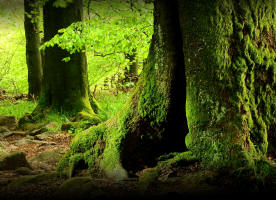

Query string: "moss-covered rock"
[0, 151, 31, 170]
[31, 149, 65, 164]
[6, 173, 58, 188]
[55, 177, 104, 200]
[0, 116, 17, 130]
[0, 127, 10, 134]
[15, 167, 34, 175]
[138, 168, 159, 192]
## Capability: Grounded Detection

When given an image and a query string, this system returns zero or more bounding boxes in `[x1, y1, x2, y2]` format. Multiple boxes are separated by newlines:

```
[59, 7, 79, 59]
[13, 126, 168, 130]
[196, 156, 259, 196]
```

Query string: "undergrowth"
[0, 100, 36, 118]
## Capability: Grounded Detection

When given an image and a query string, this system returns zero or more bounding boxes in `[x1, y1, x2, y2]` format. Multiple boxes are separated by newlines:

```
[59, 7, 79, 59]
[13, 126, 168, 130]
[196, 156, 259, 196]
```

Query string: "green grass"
[0, 100, 36, 118]
[96, 90, 132, 121]
[0, 1, 138, 123]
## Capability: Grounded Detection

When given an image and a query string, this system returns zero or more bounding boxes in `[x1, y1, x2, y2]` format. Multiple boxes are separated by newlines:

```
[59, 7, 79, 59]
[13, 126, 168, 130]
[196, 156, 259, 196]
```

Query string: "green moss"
[58, 116, 129, 180]
[6, 173, 58, 188]
[181, 0, 276, 169]
[137, 168, 159, 192]
[157, 151, 198, 167]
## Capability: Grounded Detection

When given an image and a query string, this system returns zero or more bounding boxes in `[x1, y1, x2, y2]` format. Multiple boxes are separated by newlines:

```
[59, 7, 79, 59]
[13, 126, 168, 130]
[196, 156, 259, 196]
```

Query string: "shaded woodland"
[0, 0, 275, 199]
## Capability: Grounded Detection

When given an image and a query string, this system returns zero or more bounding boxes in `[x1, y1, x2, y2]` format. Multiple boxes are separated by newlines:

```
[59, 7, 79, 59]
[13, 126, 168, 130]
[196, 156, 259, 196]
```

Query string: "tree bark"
[24, 0, 43, 100]
[60, 0, 276, 180]
[179, 0, 276, 168]
[37, 0, 97, 117]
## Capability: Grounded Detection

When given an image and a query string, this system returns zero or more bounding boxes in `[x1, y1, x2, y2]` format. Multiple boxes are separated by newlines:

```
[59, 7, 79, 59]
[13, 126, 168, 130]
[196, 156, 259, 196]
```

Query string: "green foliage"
[96, 91, 131, 121]
[41, 0, 153, 72]
[0, 100, 36, 118]
[0, 1, 27, 95]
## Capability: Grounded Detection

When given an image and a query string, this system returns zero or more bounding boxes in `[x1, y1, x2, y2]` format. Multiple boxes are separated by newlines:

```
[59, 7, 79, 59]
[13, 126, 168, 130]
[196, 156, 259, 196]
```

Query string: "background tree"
[42, 0, 153, 90]
[24, 0, 43, 100]
[35, 0, 99, 120]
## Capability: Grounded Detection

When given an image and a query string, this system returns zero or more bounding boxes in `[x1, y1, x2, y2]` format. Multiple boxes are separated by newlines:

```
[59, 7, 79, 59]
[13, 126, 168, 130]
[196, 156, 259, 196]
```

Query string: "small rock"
[0, 151, 32, 170]
[2, 131, 26, 138]
[25, 135, 35, 140]
[0, 116, 17, 130]
[15, 167, 33, 175]
[6, 173, 58, 188]
[55, 177, 104, 200]
[34, 131, 55, 140]
[0, 126, 10, 134]
[31, 149, 65, 164]
[11, 138, 42, 146]
[17, 113, 33, 127]
[27, 127, 47, 136]
[44, 122, 59, 131]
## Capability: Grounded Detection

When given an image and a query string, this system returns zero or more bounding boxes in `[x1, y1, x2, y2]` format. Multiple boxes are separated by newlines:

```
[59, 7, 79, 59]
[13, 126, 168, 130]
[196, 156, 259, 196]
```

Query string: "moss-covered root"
[157, 151, 198, 167]
[57, 119, 128, 180]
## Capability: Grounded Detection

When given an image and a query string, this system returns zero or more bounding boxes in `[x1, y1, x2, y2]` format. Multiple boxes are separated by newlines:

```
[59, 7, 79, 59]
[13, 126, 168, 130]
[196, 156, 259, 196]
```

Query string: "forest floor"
[0, 94, 275, 200]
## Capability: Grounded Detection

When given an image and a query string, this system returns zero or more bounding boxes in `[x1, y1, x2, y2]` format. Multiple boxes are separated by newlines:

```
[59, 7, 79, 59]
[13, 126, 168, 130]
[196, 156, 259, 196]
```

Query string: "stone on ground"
[6, 173, 58, 188]
[0, 116, 17, 130]
[15, 167, 34, 175]
[31, 149, 65, 164]
[0, 151, 31, 170]
[0, 127, 10, 134]
[55, 177, 104, 200]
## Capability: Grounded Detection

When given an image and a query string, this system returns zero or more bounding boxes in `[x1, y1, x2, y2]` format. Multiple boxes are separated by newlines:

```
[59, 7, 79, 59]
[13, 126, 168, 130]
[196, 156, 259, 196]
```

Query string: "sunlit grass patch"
[96, 90, 131, 121]
[0, 100, 36, 118]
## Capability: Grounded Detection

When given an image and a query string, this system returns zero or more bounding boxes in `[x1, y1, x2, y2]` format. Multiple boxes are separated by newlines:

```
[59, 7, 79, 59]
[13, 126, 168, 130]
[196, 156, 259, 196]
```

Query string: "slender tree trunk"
[24, 0, 43, 100]
[126, 49, 138, 75]
[179, 0, 276, 168]
[37, 0, 97, 117]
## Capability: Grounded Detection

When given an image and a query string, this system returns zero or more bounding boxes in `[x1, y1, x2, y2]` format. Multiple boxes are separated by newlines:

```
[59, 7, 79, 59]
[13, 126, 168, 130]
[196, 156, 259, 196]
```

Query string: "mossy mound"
[57, 118, 128, 180]
[0, 151, 31, 170]
[0, 115, 17, 130]
[15, 167, 34, 175]
[6, 173, 58, 188]
[55, 177, 104, 200]
[157, 151, 198, 167]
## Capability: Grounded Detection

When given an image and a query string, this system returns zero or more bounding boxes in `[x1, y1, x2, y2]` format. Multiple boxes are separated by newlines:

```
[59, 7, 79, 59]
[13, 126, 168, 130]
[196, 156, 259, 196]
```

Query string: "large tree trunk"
[180, 0, 276, 168]
[59, 0, 276, 180]
[36, 0, 97, 116]
[24, 0, 43, 100]
[59, 0, 188, 180]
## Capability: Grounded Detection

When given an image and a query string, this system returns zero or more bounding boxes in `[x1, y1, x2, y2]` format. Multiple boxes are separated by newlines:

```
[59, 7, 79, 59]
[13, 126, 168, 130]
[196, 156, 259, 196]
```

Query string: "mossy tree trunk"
[36, 0, 97, 117]
[24, 0, 43, 100]
[61, 0, 276, 180]
[180, 0, 276, 168]
[61, 0, 188, 180]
